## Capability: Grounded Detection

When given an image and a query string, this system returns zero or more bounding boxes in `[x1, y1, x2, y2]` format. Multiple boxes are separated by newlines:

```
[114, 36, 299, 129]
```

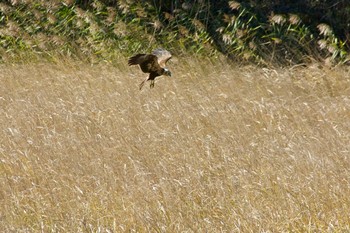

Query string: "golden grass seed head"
[216, 27, 225, 34]
[9, 0, 19, 6]
[173, 8, 182, 14]
[317, 23, 332, 36]
[178, 25, 189, 36]
[6, 20, 21, 37]
[50, 35, 65, 46]
[242, 51, 252, 60]
[182, 2, 192, 11]
[47, 13, 57, 24]
[270, 14, 286, 25]
[164, 12, 174, 21]
[317, 39, 328, 50]
[222, 34, 232, 44]
[37, 40, 48, 50]
[32, 9, 43, 20]
[75, 18, 85, 28]
[0, 3, 11, 14]
[62, 0, 74, 7]
[272, 37, 282, 44]
[192, 19, 205, 30]
[118, 0, 130, 14]
[74, 7, 86, 18]
[228, 1, 241, 10]
[152, 20, 163, 31]
[327, 44, 337, 54]
[288, 14, 301, 25]
[83, 12, 94, 24]
[223, 14, 231, 23]
[0, 28, 5, 37]
[249, 41, 257, 50]
[89, 22, 100, 35]
[92, 0, 104, 11]
[43, 0, 60, 12]
[235, 29, 246, 38]
[136, 8, 147, 18]
[113, 21, 127, 37]
[223, 14, 236, 26]
[21, 0, 33, 4]
[106, 7, 117, 24]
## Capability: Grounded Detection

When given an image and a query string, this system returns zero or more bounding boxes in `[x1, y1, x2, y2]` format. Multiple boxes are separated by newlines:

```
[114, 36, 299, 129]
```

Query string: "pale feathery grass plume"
[192, 19, 205, 31]
[10, 0, 19, 6]
[164, 12, 174, 21]
[62, 0, 74, 7]
[106, 7, 117, 24]
[147, 34, 156, 42]
[172, 8, 182, 14]
[222, 34, 232, 44]
[151, 20, 163, 31]
[75, 18, 85, 28]
[83, 11, 94, 24]
[113, 21, 127, 37]
[0, 28, 5, 37]
[91, 0, 104, 11]
[0, 3, 10, 14]
[89, 22, 100, 35]
[216, 27, 225, 34]
[6, 20, 20, 37]
[47, 13, 57, 24]
[136, 8, 147, 18]
[32, 9, 43, 20]
[272, 37, 282, 44]
[178, 25, 189, 36]
[74, 7, 86, 19]
[228, 1, 241, 10]
[235, 29, 246, 39]
[35, 33, 48, 50]
[223, 14, 236, 25]
[249, 41, 257, 50]
[182, 2, 192, 11]
[317, 39, 328, 50]
[43, 0, 60, 12]
[50, 35, 65, 46]
[270, 14, 286, 25]
[317, 23, 332, 36]
[327, 44, 337, 54]
[118, 0, 130, 14]
[242, 51, 252, 60]
[21, 0, 33, 4]
[288, 14, 301, 25]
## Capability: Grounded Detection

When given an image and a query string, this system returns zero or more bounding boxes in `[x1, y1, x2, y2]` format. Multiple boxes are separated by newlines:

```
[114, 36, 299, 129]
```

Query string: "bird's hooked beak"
[164, 68, 172, 77]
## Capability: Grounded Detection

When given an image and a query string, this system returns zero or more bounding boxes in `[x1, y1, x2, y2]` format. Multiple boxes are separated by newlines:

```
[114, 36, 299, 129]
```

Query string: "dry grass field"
[0, 58, 349, 232]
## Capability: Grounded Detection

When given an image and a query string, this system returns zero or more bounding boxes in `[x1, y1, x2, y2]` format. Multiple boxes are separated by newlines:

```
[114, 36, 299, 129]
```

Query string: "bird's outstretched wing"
[152, 48, 172, 68]
[128, 54, 159, 73]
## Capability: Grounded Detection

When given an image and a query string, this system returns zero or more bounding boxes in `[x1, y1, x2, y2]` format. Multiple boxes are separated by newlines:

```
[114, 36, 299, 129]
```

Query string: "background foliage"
[0, 0, 349, 65]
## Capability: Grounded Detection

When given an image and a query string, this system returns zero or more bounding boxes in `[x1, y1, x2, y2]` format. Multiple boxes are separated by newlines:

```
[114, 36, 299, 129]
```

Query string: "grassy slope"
[0, 59, 349, 231]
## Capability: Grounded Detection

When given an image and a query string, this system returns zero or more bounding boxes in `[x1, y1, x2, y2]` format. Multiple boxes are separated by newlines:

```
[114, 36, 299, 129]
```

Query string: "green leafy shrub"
[0, 0, 349, 65]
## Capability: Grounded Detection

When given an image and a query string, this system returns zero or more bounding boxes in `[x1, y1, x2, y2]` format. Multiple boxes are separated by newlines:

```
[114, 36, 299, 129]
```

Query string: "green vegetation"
[1, 0, 349, 65]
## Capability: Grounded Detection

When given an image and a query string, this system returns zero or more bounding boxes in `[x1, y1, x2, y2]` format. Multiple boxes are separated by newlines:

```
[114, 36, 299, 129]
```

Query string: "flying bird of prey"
[128, 48, 172, 90]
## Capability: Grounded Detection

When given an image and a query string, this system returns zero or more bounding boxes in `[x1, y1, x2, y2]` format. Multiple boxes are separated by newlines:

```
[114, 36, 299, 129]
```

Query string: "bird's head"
[163, 68, 172, 77]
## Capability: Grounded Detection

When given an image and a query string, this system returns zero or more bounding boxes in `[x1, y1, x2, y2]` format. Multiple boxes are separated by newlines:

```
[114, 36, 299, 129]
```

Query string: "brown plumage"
[128, 48, 172, 90]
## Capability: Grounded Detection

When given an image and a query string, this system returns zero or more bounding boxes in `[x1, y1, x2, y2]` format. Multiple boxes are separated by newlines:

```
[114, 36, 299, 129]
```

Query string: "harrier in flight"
[128, 48, 172, 90]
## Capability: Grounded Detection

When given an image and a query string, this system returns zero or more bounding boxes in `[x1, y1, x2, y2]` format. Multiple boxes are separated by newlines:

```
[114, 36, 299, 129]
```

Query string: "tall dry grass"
[0, 58, 349, 232]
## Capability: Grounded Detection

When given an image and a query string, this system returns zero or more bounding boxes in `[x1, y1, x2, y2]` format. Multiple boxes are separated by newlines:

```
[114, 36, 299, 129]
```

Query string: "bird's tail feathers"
[128, 54, 146, 66]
